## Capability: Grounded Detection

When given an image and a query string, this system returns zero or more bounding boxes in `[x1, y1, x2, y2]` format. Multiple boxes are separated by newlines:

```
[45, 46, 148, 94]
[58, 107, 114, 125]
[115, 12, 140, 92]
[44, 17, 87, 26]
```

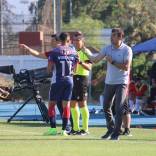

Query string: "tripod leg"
[7, 96, 33, 123]
[35, 97, 49, 123]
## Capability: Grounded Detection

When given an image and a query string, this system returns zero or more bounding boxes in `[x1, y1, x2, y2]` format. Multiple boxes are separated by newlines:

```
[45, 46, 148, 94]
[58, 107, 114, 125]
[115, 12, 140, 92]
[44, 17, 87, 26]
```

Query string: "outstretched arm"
[19, 44, 47, 59]
[83, 47, 105, 63]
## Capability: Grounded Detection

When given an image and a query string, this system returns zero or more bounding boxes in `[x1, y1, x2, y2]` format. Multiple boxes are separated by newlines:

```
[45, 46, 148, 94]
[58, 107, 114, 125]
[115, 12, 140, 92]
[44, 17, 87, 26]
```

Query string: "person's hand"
[78, 61, 83, 65]
[105, 56, 113, 64]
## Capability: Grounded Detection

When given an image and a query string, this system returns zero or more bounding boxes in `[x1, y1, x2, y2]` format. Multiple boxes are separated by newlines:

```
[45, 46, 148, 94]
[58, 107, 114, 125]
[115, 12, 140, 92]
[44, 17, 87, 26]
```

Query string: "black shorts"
[71, 75, 88, 101]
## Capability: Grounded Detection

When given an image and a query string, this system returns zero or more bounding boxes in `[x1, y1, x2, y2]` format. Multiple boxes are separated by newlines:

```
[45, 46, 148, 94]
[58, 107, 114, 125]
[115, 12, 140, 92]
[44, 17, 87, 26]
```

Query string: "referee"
[70, 32, 92, 135]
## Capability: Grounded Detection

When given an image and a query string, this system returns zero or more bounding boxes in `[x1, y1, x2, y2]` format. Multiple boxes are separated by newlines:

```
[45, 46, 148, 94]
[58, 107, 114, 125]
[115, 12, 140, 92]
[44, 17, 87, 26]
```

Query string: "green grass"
[0, 120, 156, 156]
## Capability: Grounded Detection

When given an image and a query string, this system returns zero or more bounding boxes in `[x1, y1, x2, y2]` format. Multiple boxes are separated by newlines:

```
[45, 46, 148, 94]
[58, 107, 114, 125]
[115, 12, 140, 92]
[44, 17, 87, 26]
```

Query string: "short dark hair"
[51, 33, 59, 41]
[112, 28, 124, 38]
[59, 32, 70, 42]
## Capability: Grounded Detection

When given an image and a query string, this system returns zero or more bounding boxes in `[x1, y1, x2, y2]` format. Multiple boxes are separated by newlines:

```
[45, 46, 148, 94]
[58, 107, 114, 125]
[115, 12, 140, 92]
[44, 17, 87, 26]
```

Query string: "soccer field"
[0, 121, 156, 156]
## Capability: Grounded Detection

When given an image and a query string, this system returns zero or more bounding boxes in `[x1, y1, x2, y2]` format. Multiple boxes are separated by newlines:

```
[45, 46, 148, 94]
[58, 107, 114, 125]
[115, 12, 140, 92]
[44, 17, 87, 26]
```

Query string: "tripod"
[7, 84, 49, 123]
[0, 65, 49, 123]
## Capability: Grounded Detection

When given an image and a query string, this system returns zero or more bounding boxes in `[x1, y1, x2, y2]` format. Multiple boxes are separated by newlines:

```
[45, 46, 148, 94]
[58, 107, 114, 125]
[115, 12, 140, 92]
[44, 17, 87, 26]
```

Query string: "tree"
[68, 0, 109, 18]
[28, 0, 45, 24]
[97, 0, 156, 45]
[69, 0, 156, 45]
[63, 15, 104, 49]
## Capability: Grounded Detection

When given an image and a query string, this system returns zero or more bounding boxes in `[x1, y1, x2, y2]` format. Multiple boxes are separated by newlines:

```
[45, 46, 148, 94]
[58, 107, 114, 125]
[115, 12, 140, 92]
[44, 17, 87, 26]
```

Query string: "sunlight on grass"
[0, 121, 156, 156]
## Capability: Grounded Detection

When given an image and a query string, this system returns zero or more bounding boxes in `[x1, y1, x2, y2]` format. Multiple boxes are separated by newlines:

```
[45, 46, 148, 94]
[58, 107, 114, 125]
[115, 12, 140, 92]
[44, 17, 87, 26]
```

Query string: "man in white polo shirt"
[84, 28, 133, 140]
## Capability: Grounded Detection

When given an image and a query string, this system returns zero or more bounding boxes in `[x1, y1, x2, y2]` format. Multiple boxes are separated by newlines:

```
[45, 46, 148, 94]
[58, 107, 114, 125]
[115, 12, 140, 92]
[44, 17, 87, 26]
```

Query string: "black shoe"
[110, 133, 120, 140]
[65, 126, 71, 132]
[67, 129, 80, 135]
[133, 111, 140, 115]
[123, 129, 132, 136]
[101, 131, 113, 140]
[119, 129, 123, 135]
[78, 130, 89, 136]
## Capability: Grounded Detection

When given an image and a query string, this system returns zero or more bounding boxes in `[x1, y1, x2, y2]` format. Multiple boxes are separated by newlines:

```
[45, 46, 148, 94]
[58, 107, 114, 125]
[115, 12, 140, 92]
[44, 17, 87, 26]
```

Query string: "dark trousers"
[103, 84, 127, 134]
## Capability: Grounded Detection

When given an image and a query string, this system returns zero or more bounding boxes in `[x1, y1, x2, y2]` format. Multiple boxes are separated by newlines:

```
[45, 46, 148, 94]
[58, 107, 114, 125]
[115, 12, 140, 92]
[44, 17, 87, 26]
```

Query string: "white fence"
[0, 55, 48, 73]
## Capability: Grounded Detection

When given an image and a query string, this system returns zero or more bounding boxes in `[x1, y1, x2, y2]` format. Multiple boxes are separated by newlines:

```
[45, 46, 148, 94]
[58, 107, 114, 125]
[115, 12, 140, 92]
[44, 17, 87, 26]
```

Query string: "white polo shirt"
[100, 42, 133, 84]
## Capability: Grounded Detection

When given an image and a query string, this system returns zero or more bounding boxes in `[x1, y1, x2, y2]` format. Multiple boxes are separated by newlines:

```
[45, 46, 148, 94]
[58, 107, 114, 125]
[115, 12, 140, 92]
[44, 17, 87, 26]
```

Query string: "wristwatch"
[79, 61, 83, 65]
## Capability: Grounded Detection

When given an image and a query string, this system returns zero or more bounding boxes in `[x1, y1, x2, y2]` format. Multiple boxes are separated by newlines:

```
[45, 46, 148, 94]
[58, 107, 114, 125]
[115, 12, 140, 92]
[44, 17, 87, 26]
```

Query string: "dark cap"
[73, 31, 84, 40]
[74, 31, 83, 36]
[74, 35, 84, 40]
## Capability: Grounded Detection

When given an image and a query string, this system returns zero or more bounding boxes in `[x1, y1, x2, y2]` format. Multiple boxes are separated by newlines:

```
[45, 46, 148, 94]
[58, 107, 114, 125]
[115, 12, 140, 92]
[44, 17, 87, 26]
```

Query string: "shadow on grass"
[122, 138, 156, 142]
[0, 121, 49, 127]
[0, 135, 42, 137]
[0, 137, 101, 141]
[0, 136, 156, 142]
[1, 121, 105, 128]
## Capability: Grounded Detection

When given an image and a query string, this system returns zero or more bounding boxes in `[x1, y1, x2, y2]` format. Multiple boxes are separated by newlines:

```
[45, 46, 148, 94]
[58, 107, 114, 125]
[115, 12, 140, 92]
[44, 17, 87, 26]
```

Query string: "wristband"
[79, 61, 83, 65]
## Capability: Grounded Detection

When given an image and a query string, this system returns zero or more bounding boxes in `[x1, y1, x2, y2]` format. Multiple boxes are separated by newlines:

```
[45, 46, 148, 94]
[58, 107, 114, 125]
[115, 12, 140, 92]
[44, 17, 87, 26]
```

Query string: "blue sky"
[8, 0, 37, 15]
[7, 0, 38, 32]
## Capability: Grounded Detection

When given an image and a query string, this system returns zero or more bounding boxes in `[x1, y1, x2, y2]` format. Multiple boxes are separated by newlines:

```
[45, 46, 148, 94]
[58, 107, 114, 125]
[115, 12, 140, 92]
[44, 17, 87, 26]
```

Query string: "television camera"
[0, 65, 50, 123]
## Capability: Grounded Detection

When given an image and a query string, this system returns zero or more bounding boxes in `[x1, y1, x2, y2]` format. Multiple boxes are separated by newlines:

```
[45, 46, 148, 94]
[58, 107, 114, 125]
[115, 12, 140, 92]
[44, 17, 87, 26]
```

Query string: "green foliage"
[62, 15, 104, 49]
[132, 53, 154, 79]
[71, 0, 110, 18]
[35, 0, 156, 45]
[68, 0, 156, 45]
[99, 0, 156, 45]
[132, 54, 147, 78]
[91, 61, 106, 100]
